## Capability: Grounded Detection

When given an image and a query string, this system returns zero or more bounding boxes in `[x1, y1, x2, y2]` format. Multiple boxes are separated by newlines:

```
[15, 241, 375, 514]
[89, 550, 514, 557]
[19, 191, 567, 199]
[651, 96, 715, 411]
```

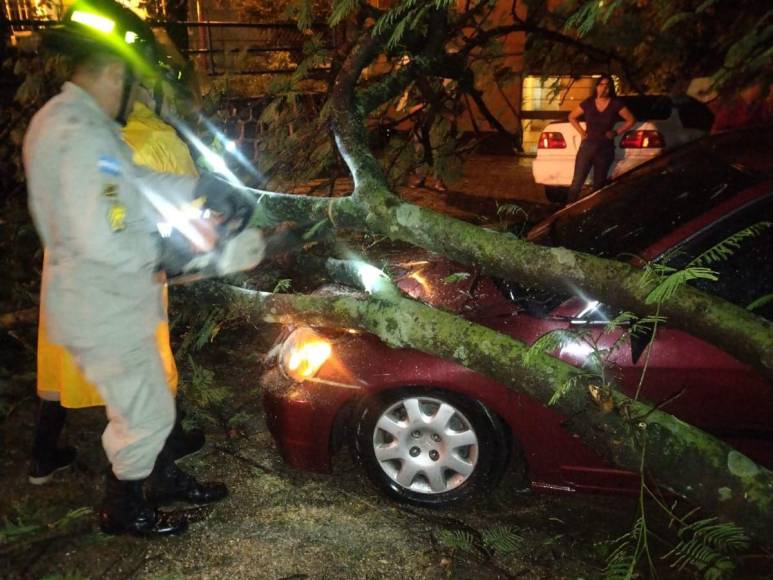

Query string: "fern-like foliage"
[644, 266, 718, 305]
[438, 529, 475, 553]
[481, 525, 523, 554]
[373, 0, 455, 49]
[180, 356, 236, 430]
[524, 329, 586, 367]
[746, 292, 773, 312]
[0, 506, 91, 545]
[688, 221, 772, 268]
[663, 517, 748, 580]
[272, 278, 293, 293]
[564, 1, 600, 37]
[603, 515, 646, 580]
[285, 0, 314, 31]
[328, 0, 363, 27]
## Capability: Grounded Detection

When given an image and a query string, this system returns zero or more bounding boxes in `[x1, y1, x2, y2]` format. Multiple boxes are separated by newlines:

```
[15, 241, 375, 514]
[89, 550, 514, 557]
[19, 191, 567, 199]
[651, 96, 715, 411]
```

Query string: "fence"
[3, 17, 334, 76]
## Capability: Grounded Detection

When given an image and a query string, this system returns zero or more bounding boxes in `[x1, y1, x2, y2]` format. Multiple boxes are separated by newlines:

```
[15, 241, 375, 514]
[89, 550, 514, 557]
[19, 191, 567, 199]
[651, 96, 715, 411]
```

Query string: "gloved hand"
[175, 228, 266, 277]
[214, 228, 266, 276]
[194, 173, 256, 234]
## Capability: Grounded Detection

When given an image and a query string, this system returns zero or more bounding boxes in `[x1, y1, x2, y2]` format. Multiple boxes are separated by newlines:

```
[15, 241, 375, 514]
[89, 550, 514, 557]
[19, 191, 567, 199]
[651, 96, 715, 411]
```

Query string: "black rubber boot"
[146, 454, 228, 507]
[99, 471, 188, 537]
[28, 400, 77, 485]
[164, 405, 205, 461]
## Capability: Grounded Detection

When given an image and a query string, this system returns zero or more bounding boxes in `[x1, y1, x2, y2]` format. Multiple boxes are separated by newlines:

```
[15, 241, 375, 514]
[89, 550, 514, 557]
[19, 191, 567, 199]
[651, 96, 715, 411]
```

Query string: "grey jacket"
[24, 82, 198, 348]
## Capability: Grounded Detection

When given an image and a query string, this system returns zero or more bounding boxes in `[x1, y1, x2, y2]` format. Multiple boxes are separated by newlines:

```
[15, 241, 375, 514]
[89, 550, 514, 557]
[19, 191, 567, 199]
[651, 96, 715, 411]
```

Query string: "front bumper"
[261, 366, 359, 473]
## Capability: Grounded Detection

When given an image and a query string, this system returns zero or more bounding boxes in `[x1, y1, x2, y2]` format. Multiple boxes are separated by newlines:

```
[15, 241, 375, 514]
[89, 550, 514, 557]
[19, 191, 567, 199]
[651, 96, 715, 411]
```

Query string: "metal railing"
[3, 18, 334, 76]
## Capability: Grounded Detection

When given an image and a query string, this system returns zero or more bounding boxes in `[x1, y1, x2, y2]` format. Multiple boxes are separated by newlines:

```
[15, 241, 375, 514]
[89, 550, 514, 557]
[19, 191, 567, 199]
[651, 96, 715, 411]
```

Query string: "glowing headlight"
[280, 327, 333, 381]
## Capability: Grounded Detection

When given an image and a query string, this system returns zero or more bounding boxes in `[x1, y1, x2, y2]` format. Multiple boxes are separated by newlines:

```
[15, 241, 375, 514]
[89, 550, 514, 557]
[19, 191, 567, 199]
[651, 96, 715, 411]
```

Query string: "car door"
[562, 193, 773, 466]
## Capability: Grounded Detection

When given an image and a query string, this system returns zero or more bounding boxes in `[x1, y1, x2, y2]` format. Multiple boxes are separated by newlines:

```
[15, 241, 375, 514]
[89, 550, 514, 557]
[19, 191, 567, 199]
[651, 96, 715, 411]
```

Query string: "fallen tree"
[3, 0, 770, 550]
[215, 2, 773, 545]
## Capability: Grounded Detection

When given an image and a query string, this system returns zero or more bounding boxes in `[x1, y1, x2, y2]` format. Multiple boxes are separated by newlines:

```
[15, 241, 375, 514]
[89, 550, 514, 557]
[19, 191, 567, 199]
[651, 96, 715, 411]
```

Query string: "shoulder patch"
[98, 154, 122, 177]
[107, 202, 127, 232]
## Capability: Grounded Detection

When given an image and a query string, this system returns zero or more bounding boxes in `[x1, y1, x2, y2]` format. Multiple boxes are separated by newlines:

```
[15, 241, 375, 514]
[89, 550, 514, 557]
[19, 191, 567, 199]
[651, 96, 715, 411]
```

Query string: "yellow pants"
[37, 288, 178, 408]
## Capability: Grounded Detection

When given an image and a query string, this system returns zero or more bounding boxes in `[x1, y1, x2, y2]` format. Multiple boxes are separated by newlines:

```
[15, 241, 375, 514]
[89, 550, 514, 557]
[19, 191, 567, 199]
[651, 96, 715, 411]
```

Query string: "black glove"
[195, 173, 256, 234]
[156, 230, 196, 277]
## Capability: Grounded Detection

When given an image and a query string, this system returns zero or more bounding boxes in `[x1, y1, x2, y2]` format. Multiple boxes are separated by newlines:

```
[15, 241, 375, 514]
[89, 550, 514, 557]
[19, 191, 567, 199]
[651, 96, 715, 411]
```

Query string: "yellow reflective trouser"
[36, 316, 177, 408]
[36, 271, 177, 408]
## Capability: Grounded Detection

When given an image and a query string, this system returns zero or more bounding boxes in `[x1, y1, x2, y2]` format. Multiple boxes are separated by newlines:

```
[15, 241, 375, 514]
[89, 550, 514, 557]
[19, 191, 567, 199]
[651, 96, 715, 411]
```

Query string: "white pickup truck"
[532, 95, 713, 202]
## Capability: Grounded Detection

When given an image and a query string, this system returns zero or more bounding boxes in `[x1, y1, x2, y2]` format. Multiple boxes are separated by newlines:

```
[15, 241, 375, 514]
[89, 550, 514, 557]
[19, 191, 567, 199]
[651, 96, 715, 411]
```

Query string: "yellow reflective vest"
[36, 100, 198, 408]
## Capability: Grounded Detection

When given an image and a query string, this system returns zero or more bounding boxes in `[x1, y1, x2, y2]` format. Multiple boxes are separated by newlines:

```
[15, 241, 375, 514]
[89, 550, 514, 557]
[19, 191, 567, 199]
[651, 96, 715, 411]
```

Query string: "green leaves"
[285, 0, 314, 31]
[746, 293, 773, 313]
[272, 278, 294, 293]
[329, 0, 363, 27]
[663, 517, 749, 579]
[524, 329, 579, 367]
[438, 525, 522, 556]
[689, 222, 772, 268]
[481, 525, 523, 554]
[0, 506, 92, 546]
[603, 515, 647, 580]
[372, 0, 455, 49]
[638, 219, 772, 306]
[643, 266, 718, 306]
[438, 529, 475, 552]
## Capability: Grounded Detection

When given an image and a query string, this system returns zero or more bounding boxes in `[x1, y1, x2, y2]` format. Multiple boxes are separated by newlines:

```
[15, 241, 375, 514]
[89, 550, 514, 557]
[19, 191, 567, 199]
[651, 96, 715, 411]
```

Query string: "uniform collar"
[61, 81, 121, 130]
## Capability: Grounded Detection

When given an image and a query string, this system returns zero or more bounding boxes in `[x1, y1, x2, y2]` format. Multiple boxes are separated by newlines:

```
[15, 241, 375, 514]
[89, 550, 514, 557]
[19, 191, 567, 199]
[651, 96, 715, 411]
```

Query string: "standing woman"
[566, 76, 635, 202]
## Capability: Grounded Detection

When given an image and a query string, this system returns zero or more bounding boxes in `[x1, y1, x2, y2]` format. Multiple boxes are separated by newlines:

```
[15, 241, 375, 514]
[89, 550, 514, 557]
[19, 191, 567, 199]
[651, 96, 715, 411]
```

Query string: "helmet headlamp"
[70, 10, 116, 34]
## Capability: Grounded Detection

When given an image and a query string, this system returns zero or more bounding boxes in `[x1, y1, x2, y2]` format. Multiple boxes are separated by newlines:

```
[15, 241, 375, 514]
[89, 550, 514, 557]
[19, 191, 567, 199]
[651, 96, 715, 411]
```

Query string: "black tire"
[544, 186, 568, 203]
[353, 388, 510, 507]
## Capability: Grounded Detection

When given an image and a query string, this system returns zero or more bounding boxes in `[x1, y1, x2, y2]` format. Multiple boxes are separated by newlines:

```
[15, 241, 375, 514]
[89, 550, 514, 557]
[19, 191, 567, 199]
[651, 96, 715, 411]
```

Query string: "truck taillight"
[620, 130, 665, 149]
[537, 132, 567, 149]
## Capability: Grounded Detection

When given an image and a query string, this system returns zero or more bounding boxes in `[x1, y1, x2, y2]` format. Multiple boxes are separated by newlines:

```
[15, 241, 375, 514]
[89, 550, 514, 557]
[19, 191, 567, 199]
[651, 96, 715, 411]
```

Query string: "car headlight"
[280, 327, 333, 382]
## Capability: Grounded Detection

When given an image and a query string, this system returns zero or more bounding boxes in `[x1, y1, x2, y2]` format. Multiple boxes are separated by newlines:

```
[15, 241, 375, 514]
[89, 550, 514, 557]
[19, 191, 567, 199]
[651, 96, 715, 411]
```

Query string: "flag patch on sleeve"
[98, 155, 122, 176]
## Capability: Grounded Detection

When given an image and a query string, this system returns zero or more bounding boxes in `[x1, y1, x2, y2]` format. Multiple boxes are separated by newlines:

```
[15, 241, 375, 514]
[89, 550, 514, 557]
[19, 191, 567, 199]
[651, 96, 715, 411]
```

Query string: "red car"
[261, 128, 773, 506]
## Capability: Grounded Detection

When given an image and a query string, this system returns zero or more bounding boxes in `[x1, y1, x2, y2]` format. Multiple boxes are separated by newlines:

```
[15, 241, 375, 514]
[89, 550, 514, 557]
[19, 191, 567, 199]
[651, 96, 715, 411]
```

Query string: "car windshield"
[501, 128, 772, 315]
[546, 128, 771, 259]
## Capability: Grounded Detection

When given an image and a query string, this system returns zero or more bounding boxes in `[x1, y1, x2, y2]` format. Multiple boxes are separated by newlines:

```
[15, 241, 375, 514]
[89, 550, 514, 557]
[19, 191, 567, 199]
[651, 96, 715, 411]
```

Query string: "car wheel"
[544, 186, 568, 203]
[354, 389, 509, 507]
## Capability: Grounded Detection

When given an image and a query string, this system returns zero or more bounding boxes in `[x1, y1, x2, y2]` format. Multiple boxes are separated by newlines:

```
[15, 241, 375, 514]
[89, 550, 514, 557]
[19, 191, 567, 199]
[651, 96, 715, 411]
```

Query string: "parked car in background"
[532, 95, 714, 202]
[261, 128, 772, 507]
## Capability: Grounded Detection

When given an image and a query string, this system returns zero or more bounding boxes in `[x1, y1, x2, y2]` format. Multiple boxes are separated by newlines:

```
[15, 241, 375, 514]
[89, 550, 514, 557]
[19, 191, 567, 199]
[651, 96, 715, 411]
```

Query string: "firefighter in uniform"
[24, 0, 260, 536]
[30, 97, 204, 486]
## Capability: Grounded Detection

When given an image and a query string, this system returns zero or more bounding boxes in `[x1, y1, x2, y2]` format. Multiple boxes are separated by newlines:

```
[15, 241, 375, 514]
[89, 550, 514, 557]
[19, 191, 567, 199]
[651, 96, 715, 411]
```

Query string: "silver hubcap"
[372, 396, 479, 494]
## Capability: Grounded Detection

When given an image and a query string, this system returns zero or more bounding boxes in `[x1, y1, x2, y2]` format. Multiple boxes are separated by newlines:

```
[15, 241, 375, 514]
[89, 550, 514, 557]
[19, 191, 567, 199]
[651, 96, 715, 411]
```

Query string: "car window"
[661, 194, 773, 320]
[546, 129, 772, 259]
[674, 96, 714, 130]
[621, 96, 673, 120]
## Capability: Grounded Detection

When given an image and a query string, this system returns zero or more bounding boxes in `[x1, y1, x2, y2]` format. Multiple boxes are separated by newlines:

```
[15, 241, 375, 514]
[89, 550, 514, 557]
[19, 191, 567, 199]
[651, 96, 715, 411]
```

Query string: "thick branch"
[342, 196, 773, 384]
[248, 189, 363, 229]
[331, 30, 393, 193]
[324, 12, 772, 382]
